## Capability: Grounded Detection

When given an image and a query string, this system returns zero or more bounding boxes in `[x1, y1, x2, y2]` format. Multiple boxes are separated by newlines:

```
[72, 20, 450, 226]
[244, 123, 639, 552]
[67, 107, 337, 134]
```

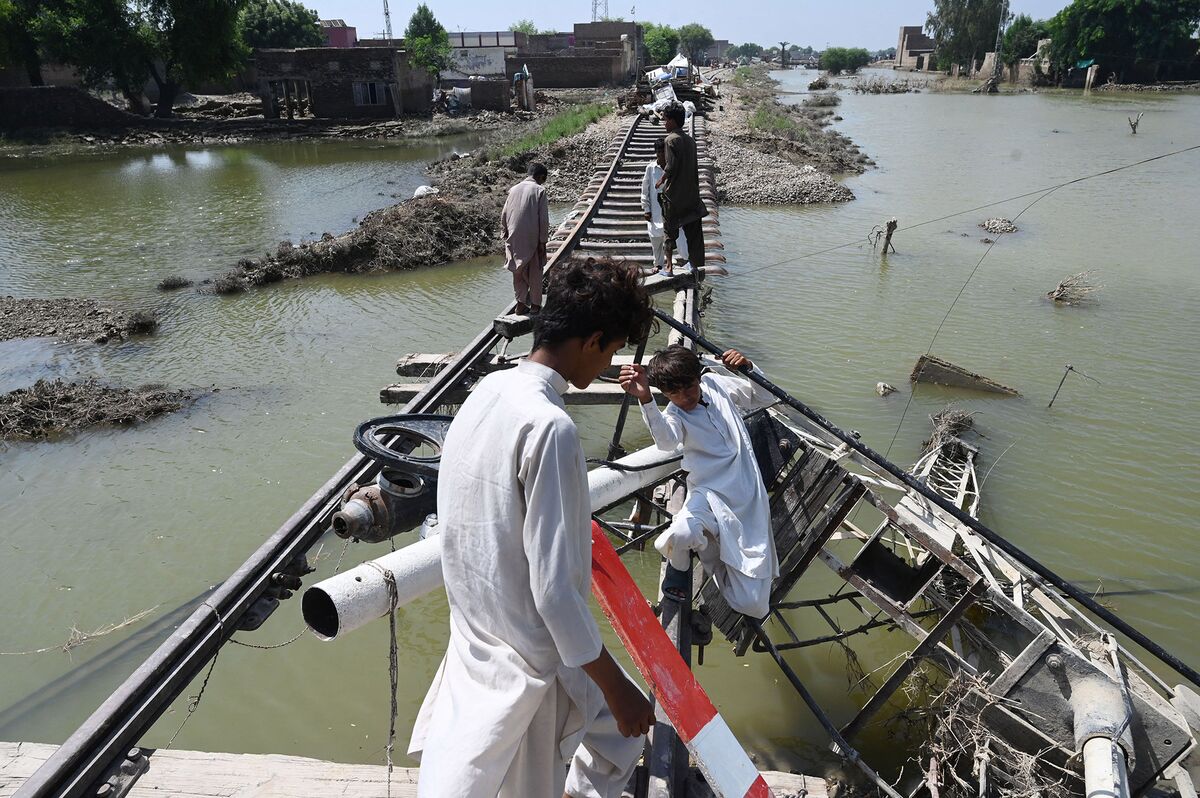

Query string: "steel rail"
[18, 115, 647, 798]
[653, 309, 1200, 691]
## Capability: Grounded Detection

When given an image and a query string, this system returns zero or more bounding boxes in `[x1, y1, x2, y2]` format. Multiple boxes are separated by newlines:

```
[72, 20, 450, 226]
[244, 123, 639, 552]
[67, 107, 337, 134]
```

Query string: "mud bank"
[0, 379, 194, 440]
[0, 297, 156, 343]
[210, 193, 501, 291]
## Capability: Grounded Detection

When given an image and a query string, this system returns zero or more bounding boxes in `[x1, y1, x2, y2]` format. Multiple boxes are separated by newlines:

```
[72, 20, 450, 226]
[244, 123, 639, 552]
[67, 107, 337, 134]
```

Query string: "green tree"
[239, 0, 321, 50]
[35, 0, 148, 110]
[735, 42, 763, 60]
[404, 3, 449, 77]
[925, 0, 1010, 71]
[508, 19, 538, 36]
[1046, 0, 1200, 82]
[139, 0, 249, 116]
[1001, 14, 1048, 67]
[819, 47, 871, 74]
[643, 22, 678, 65]
[677, 22, 713, 64]
[0, 0, 57, 84]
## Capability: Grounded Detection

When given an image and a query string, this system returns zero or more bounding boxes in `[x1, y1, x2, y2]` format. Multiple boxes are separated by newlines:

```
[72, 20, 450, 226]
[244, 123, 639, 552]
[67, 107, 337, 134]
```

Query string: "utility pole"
[987, 0, 1008, 91]
[382, 0, 393, 41]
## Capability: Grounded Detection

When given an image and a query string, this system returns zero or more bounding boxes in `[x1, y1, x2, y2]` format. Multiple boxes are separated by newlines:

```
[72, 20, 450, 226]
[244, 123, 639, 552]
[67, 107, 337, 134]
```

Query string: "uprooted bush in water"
[0, 379, 195, 440]
[209, 194, 500, 291]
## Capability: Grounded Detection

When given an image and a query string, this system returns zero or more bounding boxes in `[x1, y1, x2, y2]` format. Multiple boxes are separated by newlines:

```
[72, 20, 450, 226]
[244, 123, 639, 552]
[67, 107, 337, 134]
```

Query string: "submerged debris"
[876, 381, 898, 396]
[921, 406, 976, 454]
[852, 77, 918, 94]
[899, 671, 1077, 798]
[1046, 270, 1102, 304]
[0, 379, 194, 440]
[209, 194, 500, 291]
[911, 354, 1020, 396]
[0, 297, 158, 343]
[156, 275, 193, 291]
[980, 218, 1018, 235]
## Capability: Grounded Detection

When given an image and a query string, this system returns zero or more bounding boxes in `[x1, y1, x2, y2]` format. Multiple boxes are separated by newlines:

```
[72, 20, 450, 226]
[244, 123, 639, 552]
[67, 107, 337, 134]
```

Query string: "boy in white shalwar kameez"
[410, 258, 656, 798]
[619, 345, 779, 619]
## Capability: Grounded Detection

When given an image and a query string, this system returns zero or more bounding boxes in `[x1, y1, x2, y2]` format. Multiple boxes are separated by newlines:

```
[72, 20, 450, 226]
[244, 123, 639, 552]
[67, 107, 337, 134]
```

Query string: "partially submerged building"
[896, 25, 937, 71]
[255, 47, 433, 119]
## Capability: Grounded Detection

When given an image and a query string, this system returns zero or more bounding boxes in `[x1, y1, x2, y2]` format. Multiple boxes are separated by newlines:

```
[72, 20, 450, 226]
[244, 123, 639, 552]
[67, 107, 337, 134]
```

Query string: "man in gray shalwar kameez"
[501, 162, 550, 314]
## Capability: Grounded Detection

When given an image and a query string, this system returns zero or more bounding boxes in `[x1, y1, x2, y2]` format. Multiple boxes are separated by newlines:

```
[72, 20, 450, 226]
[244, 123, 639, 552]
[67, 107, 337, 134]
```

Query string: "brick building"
[896, 26, 936, 71]
[255, 47, 433, 119]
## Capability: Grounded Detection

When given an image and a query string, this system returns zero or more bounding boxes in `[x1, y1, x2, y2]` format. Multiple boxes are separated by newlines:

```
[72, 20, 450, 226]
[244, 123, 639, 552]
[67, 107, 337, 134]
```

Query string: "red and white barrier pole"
[590, 522, 774, 798]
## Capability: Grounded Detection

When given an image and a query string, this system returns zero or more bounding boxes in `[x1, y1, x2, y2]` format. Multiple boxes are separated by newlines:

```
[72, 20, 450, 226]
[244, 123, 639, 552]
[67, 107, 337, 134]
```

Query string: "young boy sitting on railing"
[619, 345, 779, 618]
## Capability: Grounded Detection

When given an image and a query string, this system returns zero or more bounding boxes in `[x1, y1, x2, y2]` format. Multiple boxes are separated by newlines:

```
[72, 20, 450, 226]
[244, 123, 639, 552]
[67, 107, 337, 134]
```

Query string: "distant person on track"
[619, 345, 778, 619]
[501, 162, 550, 315]
[655, 103, 707, 276]
[641, 138, 690, 276]
[411, 257, 657, 798]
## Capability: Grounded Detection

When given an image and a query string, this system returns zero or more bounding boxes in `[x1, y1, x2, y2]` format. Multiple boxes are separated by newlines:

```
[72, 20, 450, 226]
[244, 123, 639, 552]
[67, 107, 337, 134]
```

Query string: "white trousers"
[649, 231, 689, 270]
[654, 492, 772, 619]
[502, 677, 642, 798]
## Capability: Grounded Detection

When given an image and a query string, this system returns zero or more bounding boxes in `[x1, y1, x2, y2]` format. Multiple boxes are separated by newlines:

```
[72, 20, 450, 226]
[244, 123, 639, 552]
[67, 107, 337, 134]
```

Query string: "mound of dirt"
[0, 297, 157, 343]
[210, 193, 502, 291]
[0, 379, 194, 440]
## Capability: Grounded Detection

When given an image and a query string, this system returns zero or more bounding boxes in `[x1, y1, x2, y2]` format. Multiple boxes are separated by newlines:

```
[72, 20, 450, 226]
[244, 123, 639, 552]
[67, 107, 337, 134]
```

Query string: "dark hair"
[533, 258, 655, 350]
[653, 138, 665, 153]
[662, 103, 685, 127]
[646, 345, 702, 393]
[527, 161, 548, 179]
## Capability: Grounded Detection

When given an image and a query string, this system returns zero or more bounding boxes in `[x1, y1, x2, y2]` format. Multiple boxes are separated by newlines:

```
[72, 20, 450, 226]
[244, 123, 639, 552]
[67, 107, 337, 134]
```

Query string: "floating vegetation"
[1046, 271, 1102, 304]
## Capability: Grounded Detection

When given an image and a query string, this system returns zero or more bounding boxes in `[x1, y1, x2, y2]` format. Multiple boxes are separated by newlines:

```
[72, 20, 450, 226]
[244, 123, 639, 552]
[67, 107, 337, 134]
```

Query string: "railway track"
[18, 111, 726, 798]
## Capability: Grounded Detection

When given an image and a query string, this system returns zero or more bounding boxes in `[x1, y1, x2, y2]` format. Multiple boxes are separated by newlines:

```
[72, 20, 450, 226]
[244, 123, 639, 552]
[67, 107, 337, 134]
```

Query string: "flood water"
[2, 74, 1198, 780]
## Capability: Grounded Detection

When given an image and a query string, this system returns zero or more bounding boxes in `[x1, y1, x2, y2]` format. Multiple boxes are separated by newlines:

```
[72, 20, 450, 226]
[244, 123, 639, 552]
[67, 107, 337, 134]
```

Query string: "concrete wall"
[0, 62, 84, 89]
[449, 31, 525, 49]
[0, 86, 137, 131]
[469, 80, 510, 112]
[525, 33, 574, 54]
[446, 46, 512, 79]
[506, 54, 623, 87]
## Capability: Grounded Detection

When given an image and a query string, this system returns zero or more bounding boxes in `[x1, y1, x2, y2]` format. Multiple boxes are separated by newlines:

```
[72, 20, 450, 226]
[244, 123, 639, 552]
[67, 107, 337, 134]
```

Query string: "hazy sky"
[309, 0, 1068, 50]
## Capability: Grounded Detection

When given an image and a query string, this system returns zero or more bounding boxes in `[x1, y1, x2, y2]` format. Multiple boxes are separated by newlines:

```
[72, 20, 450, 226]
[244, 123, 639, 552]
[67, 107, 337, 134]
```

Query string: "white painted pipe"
[1082, 737, 1131, 798]
[302, 444, 681, 641]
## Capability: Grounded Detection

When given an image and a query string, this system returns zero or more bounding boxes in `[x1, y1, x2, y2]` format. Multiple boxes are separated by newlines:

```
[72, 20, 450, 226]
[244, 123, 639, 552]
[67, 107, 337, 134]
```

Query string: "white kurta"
[410, 360, 641, 798]
[638, 361, 779, 618]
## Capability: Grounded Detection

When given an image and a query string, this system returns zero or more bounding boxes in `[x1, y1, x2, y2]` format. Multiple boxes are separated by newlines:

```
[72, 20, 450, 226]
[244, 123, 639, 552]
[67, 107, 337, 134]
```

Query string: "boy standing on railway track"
[619, 345, 778, 619]
[411, 257, 656, 798]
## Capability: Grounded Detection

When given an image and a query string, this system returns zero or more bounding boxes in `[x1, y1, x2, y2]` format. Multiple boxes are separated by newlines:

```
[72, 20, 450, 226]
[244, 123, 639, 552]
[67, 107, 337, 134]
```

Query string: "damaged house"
[255, 47, 433, 119]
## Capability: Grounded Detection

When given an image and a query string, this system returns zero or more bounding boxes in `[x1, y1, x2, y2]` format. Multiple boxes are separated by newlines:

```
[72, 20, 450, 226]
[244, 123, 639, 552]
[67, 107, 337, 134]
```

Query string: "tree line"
[925, 0, 1200, 82]
[0, 0, 453, 118]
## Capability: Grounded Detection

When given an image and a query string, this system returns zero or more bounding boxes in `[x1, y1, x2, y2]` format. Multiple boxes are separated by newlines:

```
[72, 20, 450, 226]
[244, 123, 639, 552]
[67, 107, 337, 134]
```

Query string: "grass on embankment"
[485, 103, 612, 161]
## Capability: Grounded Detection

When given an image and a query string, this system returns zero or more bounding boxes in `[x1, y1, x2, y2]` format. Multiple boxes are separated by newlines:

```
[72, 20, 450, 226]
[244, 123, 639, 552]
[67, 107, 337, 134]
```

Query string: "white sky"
[309, 0, 1068, 51]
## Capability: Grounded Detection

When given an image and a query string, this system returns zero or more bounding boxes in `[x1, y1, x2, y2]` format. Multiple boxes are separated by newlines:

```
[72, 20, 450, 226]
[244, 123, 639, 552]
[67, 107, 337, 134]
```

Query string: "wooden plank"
[910, 354, 1020, 396]
[396, 352, 643, 379]
[0, 742, 824, 798]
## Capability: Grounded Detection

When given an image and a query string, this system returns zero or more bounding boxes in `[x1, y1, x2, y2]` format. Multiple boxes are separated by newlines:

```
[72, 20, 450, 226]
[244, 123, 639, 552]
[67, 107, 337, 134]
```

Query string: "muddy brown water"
[2, 76, 1198, 780]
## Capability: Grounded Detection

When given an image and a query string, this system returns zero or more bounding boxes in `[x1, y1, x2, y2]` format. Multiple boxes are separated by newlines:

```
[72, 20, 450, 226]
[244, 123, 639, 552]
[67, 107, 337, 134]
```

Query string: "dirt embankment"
[706, 66, 863, 204]
[0, 379, 194, 441]
[0, 297, 157, 343]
